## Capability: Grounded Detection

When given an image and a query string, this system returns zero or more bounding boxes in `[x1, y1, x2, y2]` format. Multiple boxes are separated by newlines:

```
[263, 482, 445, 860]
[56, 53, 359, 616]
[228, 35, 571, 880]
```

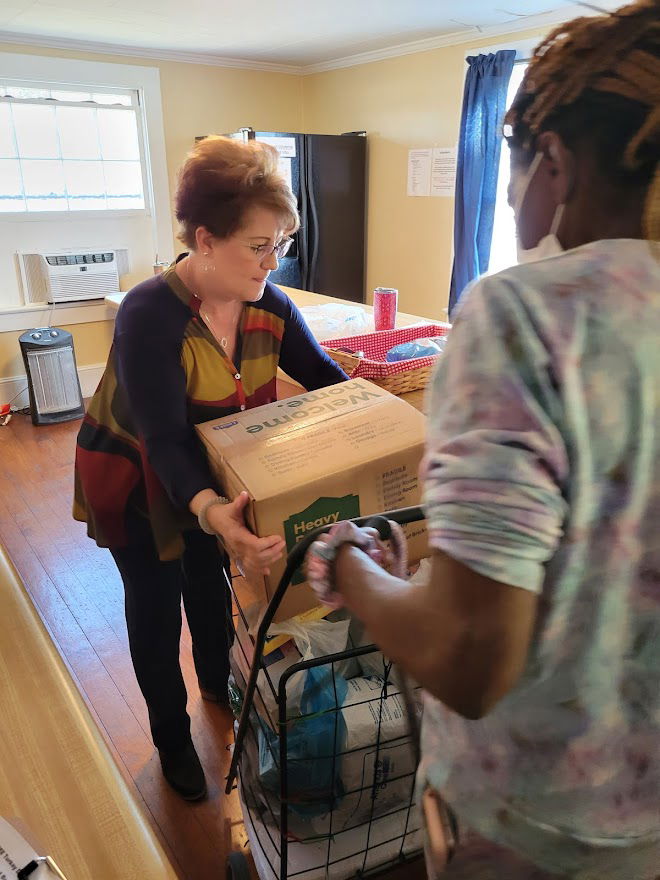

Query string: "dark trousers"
[111, 524, 232, 752]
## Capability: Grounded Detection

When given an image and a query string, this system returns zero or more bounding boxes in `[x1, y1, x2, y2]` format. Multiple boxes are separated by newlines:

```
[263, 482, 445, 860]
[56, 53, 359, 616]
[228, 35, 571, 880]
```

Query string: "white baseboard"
[0, 362, 105, 408]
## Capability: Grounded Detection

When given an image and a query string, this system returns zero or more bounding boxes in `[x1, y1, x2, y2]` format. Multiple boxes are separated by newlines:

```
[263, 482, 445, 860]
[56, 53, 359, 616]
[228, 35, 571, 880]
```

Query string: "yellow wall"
[0, 43, 303, 384]
[303, 26, 548, 319]
[0, 330, 24, 382]
[304, 51, 463, 320]
[1, 27, 551, 385]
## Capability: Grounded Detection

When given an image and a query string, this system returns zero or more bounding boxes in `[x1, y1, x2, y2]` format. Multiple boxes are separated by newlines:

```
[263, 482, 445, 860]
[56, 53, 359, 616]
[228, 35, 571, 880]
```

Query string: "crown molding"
[0, 30, 304, 75]
[302, 4, 597, 74]
[0, 4, 593, 78]
[302, 30, 472, 74]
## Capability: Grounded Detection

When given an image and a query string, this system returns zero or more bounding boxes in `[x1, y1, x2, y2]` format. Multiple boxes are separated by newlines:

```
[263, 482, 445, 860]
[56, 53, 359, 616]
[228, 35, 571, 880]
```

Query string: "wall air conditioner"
[17, 249, 128, 304]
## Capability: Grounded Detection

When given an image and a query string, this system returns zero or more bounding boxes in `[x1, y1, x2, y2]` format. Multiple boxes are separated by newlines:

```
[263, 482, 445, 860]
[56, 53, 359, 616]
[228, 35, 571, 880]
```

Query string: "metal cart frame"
[225, 506, 426, 880]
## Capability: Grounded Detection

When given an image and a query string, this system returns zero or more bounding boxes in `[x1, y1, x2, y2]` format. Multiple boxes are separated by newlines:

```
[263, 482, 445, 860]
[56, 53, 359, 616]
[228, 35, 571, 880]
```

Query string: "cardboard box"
[197, 379, 427, 621]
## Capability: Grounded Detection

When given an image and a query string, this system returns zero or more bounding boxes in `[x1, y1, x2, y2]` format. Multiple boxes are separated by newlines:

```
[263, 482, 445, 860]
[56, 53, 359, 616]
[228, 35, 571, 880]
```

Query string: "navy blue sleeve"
[114, 279, 218, 510]
[268, 285, 349, 389]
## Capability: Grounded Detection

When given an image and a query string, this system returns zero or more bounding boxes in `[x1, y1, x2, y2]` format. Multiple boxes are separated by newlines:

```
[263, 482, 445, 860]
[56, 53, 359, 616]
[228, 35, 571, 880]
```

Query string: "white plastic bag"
[267, 617, 352, 716]
[408, 556, 432, 586]
[300, 304, 372, 341]
[311, 675, 423, 833]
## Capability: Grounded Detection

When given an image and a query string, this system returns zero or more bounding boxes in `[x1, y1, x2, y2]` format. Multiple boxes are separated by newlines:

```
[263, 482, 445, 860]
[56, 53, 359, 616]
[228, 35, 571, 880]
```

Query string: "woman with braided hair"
[304, 2, 659, 877]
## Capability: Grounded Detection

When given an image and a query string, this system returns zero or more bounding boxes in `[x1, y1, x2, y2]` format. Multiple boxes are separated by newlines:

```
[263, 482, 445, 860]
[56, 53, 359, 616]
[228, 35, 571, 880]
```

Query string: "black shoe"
[199, 684, 230, 705]
[158, 742, 207, 801]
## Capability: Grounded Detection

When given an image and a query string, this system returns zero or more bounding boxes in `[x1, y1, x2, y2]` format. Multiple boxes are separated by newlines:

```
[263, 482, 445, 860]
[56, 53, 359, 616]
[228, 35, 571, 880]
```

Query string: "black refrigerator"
[223, 127, 367, 303]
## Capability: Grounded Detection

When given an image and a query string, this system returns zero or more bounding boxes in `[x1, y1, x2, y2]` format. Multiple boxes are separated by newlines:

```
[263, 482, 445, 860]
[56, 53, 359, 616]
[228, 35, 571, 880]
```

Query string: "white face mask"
[513, 151, 565, 265]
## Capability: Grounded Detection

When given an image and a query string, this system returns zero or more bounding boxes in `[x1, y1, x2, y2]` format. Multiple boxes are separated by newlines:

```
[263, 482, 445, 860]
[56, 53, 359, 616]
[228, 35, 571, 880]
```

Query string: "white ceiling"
[0, 1, 622, 72]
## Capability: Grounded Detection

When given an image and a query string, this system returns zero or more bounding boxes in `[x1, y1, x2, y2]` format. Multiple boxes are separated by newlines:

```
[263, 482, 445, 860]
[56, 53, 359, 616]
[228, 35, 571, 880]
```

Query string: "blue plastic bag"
[258, 664, 348, 816]
[385, 336, 446, 362]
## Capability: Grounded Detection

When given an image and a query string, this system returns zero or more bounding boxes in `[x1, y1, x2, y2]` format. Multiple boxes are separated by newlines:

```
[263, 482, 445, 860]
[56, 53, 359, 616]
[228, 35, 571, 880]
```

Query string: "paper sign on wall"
[408, 146, 457, 198]
[431, 147, 457, 197]
[256, 135, 296, 158]
[407, 149, 432, 197]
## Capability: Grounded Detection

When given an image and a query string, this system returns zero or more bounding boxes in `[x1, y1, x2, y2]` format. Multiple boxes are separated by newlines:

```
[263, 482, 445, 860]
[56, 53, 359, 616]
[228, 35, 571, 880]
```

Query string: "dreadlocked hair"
[505, 0, 660, 240]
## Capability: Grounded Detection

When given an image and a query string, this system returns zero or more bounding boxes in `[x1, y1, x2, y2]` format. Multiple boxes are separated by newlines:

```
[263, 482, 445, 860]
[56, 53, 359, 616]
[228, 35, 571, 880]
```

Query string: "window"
[488, 62, 528, 275]
[0, 54, 172, 312]
[0, 82, 146, 214]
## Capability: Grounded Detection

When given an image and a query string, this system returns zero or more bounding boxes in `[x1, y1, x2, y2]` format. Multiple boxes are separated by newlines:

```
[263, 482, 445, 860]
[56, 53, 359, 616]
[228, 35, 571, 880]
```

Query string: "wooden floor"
[0, 408, 427, 880]
[0, 411, 250, 880]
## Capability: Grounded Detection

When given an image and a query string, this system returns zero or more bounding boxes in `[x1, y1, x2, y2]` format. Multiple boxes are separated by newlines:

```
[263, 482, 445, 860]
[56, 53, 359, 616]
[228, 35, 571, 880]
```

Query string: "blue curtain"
[449, 50, 516, 316]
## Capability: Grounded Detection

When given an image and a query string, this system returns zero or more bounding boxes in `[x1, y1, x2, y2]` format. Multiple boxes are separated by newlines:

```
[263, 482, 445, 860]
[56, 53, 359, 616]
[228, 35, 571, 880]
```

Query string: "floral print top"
[420, 240, 660, 879]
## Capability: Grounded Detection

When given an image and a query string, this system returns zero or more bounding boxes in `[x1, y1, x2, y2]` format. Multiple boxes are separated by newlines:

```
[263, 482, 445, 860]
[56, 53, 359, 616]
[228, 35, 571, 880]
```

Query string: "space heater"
[19, 328, 85, 426]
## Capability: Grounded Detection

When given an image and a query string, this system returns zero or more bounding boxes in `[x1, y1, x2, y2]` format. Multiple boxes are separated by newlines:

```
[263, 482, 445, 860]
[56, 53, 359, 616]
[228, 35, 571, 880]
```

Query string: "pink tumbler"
[373, 287, 398, 331]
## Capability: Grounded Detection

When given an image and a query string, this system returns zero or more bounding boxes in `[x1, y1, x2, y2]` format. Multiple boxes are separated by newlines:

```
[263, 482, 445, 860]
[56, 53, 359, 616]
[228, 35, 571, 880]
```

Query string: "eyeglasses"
[237, 237, 293, 261]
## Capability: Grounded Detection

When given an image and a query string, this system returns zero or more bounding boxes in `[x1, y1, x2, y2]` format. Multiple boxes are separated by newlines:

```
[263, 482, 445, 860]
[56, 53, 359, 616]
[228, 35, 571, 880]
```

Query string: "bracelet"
[305, 519, 408, 609]
[305, 521, 384, 608]
[197, 495, 230, 535]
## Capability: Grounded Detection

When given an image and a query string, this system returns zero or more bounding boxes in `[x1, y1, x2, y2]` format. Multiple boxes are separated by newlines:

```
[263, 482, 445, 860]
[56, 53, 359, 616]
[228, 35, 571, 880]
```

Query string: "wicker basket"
[323, 323, 451, 395]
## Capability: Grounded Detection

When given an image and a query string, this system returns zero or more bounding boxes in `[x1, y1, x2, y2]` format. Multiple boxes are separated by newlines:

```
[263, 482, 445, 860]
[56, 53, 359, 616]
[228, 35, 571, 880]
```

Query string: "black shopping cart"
[225, 506, 426, 880]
